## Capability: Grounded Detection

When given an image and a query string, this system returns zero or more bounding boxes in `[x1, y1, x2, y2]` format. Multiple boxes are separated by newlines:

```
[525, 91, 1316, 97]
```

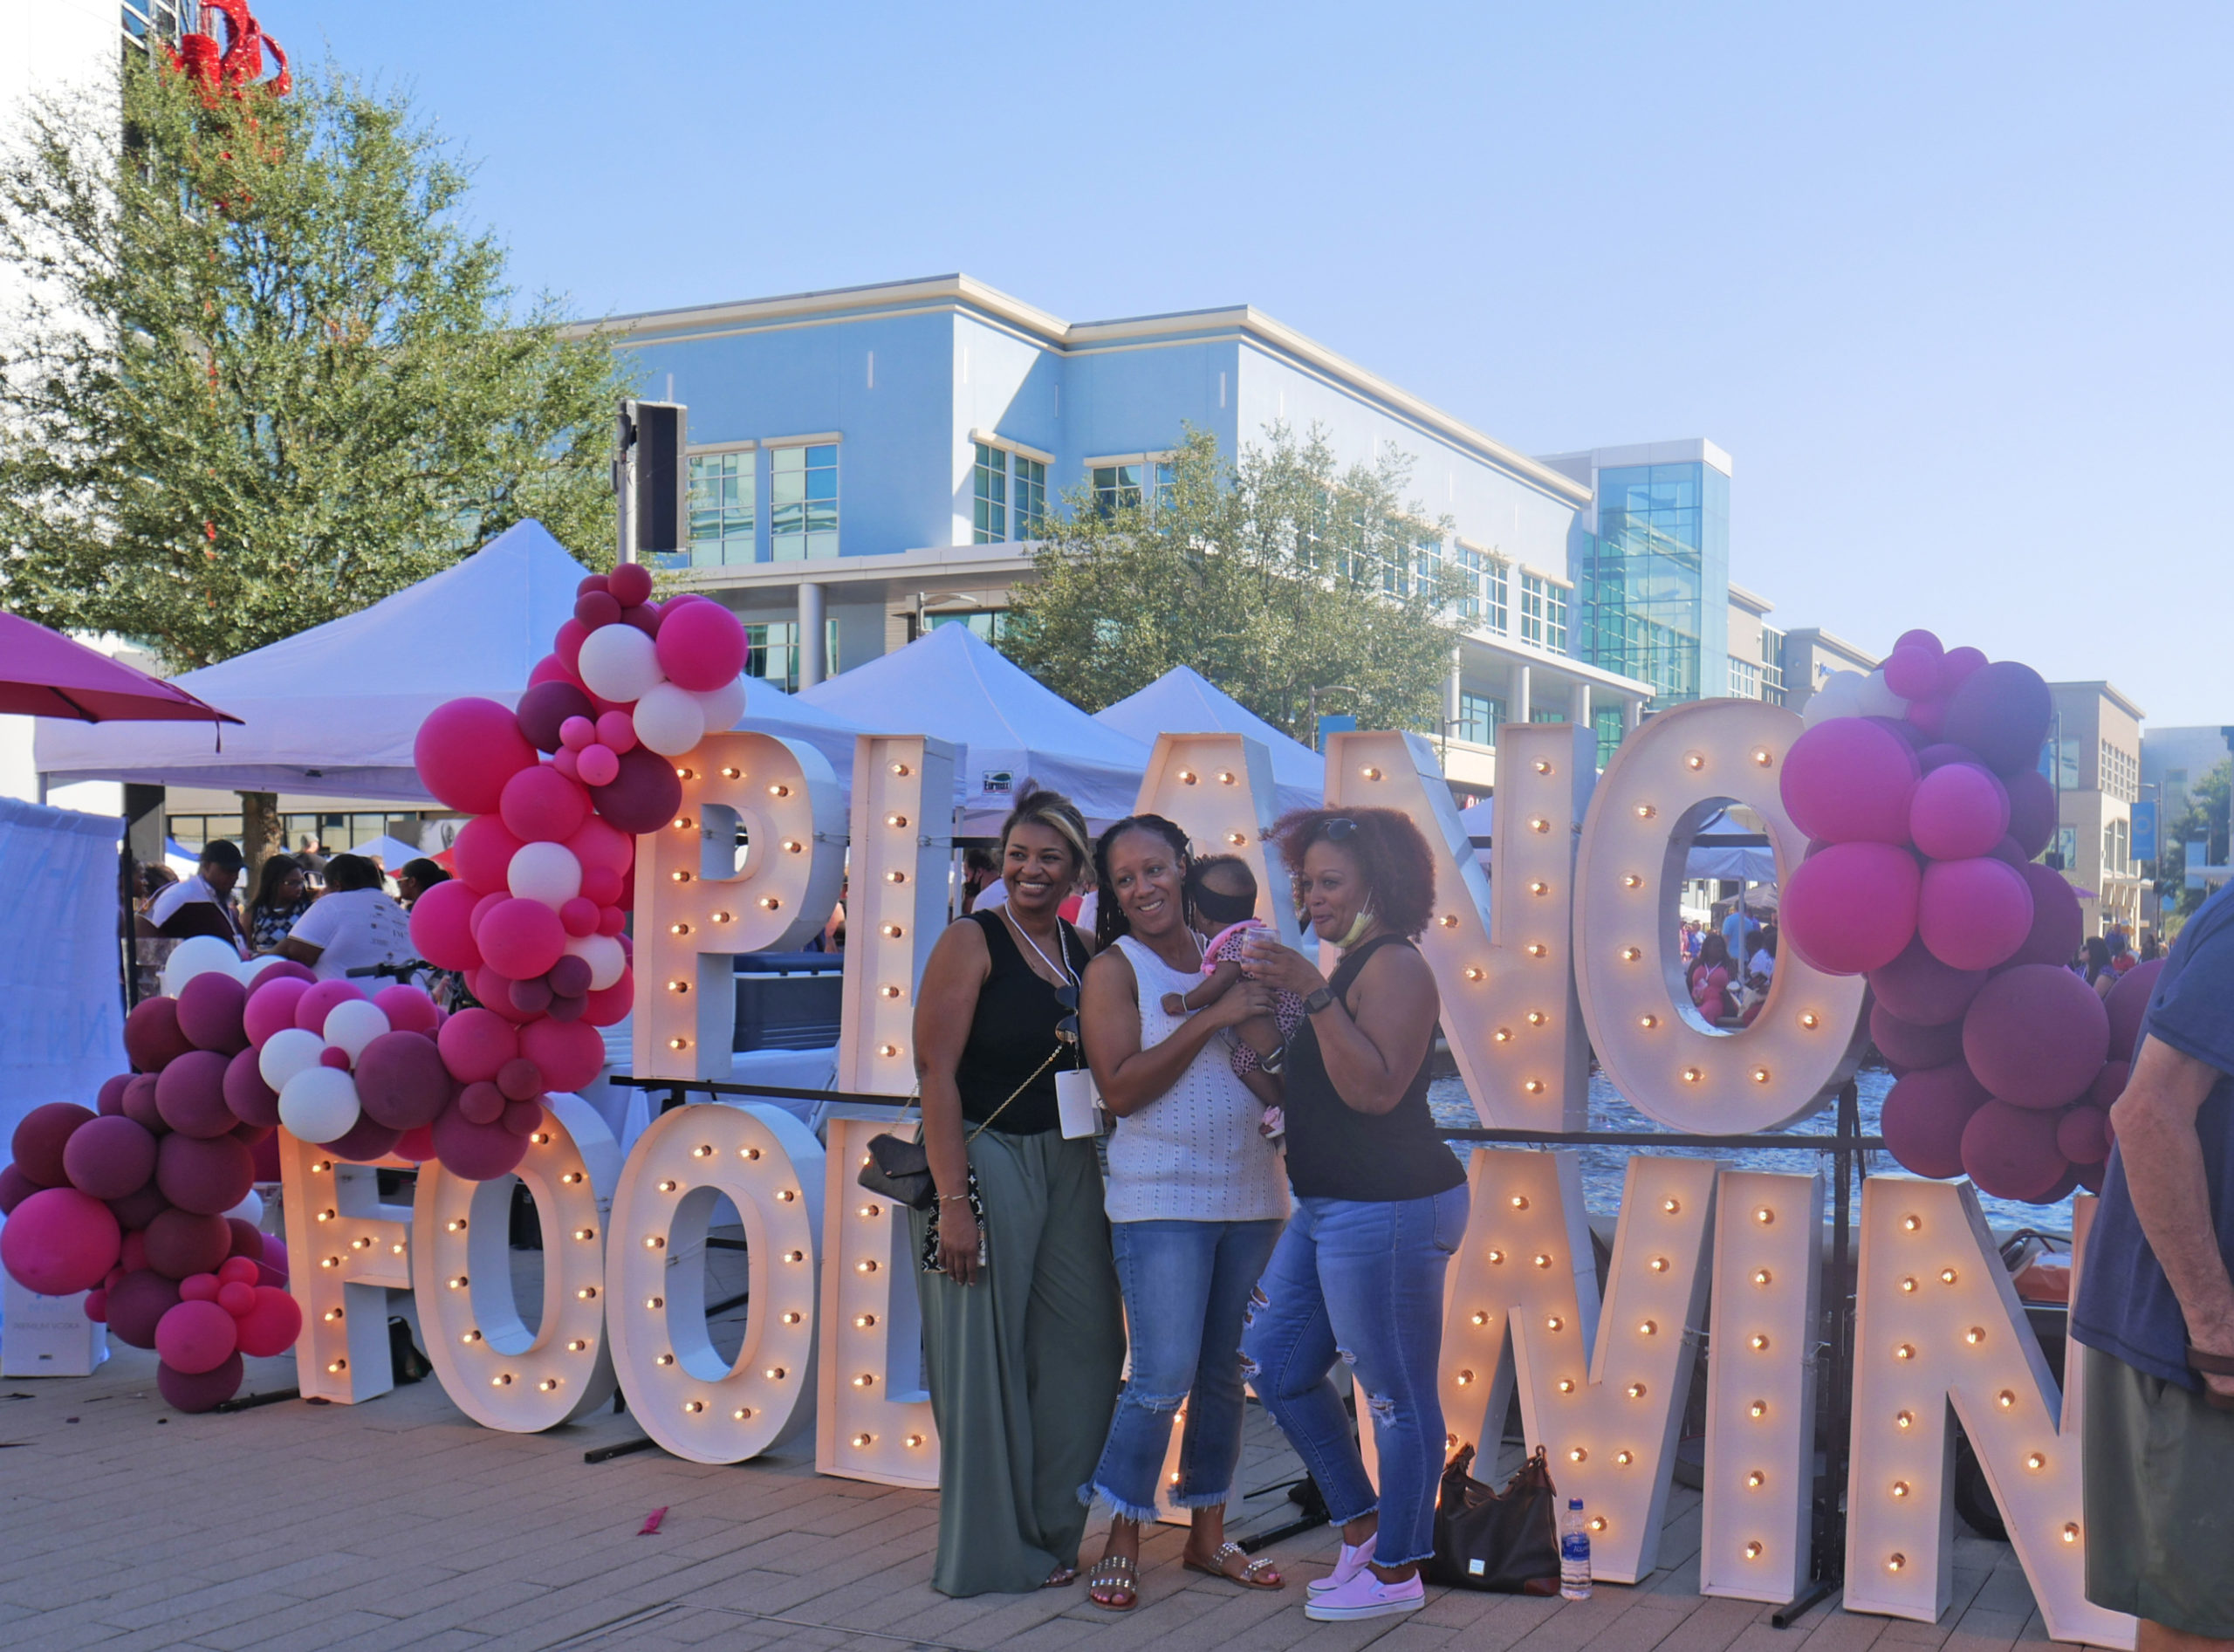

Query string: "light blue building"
[587, 274, 1657, 791]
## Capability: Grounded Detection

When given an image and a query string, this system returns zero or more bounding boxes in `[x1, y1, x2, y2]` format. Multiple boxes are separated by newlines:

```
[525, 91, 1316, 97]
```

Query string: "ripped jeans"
[1083, 1218, 1285, 1524]
[1240, 1186, 1469, 1568]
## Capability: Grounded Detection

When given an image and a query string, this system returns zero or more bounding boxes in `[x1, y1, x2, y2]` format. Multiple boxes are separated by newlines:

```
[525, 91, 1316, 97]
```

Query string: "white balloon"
[320, 997, 392, 1062]
[577, 623, 664, 703]
[258, 1026, 327, 1093]
[278, 1066, 361, 1146]
[226, 1189, 265, 1224]
[508, 840, 585, 908]
[1855, 668, 1908, 720]
[565, 931, 627, 992]
[633, 681, 708, 757]
[1801, 670, 1867, 728]
[691, 674, 747, 732]
[162, 934, 243, 997]
[233, 955, 276, 985]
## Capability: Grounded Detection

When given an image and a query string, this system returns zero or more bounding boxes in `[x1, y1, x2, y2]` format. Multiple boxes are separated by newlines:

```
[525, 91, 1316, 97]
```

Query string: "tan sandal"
[1184, 1540, 1283, 1589]
[1086, 1553, 1139, 1610]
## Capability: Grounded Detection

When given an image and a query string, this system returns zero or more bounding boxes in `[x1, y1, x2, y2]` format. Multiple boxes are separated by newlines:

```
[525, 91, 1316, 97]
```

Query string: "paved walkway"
[0, 1326, 2096, 1652]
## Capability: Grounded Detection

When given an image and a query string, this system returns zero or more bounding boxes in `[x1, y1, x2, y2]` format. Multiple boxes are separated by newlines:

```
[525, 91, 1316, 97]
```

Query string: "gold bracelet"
[936, 1192, 970, 1204]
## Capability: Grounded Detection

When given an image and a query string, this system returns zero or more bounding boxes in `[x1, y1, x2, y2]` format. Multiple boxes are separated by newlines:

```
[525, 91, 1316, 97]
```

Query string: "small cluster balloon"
[1779, 630, 2141, 1203]
[0, 956, 299, 1411]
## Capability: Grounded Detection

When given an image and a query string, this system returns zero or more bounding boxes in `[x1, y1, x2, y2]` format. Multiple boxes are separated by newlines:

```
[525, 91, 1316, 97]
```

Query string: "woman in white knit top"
[1074, 815, 1291, 1610]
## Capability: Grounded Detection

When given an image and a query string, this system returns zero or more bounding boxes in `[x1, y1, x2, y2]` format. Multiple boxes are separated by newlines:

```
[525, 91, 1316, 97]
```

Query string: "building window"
[929, 610, 1009, 643]
[1154, 461, 1176, 513]
[1484, 559, 1508, 634]
[744, 620, 840, 693]
[2099, 739, 2137, 803]
[1519, 573, 1567, 653]
[1593, 705, 1626, 770]
[2052, 823, 2079, 872]
[770, 443, 839, 560]
[2103, 816, 2131, 876]
[1530, 707, 1567, 723]
[682, 450, 756, 569]
[1093, 464, 1143, 515]
[972, 442, 1007, 544]
[1729, 656, 1761, 700]
[1456, 691, 1503, 745]
[1014, 456, 1046, 538]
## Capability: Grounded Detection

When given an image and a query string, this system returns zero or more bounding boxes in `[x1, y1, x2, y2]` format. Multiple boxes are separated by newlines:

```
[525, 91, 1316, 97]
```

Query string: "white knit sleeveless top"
[1103, 935, 1292, 1225]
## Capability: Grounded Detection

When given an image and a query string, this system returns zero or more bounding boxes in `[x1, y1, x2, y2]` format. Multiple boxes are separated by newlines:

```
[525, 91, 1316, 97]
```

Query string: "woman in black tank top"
[1234, 807, 1470, 1624]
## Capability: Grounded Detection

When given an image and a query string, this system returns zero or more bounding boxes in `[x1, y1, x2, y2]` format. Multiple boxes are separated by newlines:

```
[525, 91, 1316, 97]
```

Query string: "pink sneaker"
[1305, 1538, 1374, 1597]
[1303, 1566, 1425, 1621]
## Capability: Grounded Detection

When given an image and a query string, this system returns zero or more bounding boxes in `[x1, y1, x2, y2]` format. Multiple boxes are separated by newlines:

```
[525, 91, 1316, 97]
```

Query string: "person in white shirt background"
[277, 853, 413, 982]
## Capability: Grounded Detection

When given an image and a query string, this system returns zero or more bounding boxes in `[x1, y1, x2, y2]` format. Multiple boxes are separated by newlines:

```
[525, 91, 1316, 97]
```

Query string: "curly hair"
[1266, 805, 1436, 941]
[1091, 814, 1191, 949]
[997, 781, 1092, 878]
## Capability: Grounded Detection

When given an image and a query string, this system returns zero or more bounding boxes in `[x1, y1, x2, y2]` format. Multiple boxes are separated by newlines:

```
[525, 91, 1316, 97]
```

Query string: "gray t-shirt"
[286, 888, 413, 983]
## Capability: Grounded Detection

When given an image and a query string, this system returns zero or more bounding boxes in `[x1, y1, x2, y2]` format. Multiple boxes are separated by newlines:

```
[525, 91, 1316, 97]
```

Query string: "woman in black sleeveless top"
[908, 784, 1124, 1597]
[1237, 807, 1468, 1625]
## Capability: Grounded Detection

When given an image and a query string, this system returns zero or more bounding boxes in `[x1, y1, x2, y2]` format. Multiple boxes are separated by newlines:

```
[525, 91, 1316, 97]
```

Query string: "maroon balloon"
[175, 970, 250, 1055]
[430, 1108, 529, 1181]
[10, 1101, 95, 1187]
[2090, 1059, 2130, 1110]
[516, 678, 597, 754]
[1870, 1002, 1966, 1071]
[124, 996, 196, 1073]
[230, 1120, 272, 1146]
[2075, 1160, 2107, 1195]
[607, 562, 654, 607]
[143, 1208, 232, 1279]
[154, 1132, 256, 1217]
[106, 1268, 182, 1348]
[354, 1030, 453, 1131]
[1960, 1100, 2068, 1202]
[319, 1114, 405, 1163]
[508, 975, 555, 1016]
[1881, 1062, 1991, 1179]
[456, 1080, 506, 1126]
[158, 1350, 244, 1413]
[107, 1182, 170, 1230]
[2057, 1104, 2111, 1165]
[2104, 959, 2165, 1065]
[62, 1116, 159, 1202]
[121, 1073, 167, 1134]
[546, 993, 587, 1023]
[2003, 862, 2084, 970]
[97, 1073, 131, 1116]
[590, 744, 684, 835]
[1943, 661, 2054, 777]
[0, 1163, 39, 1215]
[1916, 743, 1982, 772]
[497, 1056, 545, 1102]
[1984, 835, 2027, 867]
[225, 1217, 265, 1261]
[574, 588, 623, 629]
[223, 1046, 282, 1128]
[2004, 770, 2058, 860]
[546, 953, 593, 998]
[1867, 937, 1988, 1027]
[1963, 963, 2110, 1109]
[155, 1049, 237, 1139]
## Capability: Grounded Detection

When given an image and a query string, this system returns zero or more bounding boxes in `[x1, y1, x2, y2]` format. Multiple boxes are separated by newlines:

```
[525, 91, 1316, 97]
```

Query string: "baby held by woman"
[1160, 855, 1303, 1137]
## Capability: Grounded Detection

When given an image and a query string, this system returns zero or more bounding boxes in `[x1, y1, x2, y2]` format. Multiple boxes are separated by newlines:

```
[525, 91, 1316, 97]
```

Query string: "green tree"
[1000, 424, 1464, 741]
[0, 50, 630, 668]
[2158, 757, 2231, 923]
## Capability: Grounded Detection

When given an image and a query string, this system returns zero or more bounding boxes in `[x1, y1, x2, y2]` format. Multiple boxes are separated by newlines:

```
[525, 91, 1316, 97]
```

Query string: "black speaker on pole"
[615, 399, 687, 565]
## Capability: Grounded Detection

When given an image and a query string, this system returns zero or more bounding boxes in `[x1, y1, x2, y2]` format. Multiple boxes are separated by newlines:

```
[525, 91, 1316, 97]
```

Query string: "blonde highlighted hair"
[998, 780, 1093, 875]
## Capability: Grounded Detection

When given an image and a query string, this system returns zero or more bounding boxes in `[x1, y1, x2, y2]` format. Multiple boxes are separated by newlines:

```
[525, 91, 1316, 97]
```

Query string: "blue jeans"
[1239, 1186, 1469, 1568]
[1083, 1218, 1285, 1523]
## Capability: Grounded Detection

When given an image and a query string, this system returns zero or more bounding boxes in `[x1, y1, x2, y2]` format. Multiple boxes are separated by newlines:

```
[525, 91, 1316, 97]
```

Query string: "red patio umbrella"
[0, 611, 239, 725]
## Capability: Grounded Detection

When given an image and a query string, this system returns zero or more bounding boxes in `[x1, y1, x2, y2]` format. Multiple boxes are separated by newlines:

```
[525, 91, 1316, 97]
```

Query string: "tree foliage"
[999, 424, 1463, 742]
[0, 50, 629, 668]
[2158, 757, 2231, 923]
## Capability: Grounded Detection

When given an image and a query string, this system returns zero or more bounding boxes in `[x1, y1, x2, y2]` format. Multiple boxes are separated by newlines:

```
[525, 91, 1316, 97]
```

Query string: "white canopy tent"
[799, 622, 1149, 832]
[1094, 665, 1326, 818]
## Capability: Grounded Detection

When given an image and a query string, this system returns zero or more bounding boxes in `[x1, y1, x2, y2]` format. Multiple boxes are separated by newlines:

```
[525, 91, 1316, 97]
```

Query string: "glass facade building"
[1573, 457, 1730, 705]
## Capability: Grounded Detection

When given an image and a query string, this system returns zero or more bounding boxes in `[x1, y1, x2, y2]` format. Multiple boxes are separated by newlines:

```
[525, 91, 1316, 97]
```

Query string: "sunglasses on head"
[1324, 818, 1360, 840]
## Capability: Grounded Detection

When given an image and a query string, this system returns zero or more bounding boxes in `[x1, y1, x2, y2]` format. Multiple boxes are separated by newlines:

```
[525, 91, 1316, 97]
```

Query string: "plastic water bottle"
[1560, 1498, 1592, 1601]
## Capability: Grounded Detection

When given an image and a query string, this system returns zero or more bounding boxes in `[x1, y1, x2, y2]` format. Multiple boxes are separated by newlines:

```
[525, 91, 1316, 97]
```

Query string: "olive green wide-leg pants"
[908, 1128, 1125, 1598]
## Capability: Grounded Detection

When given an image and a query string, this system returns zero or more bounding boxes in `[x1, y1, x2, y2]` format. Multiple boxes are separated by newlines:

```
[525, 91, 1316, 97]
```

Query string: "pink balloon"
[452, 815, 526, 895]
[394, 1125, 436, 1163]
[409, 878, 484, 973]
[1962, 963, 2109, 1108]
[596, 905, 627, 936]
[655, 599, 748, 691]
[373, 984, 441, 1036]
[585, 969, 634, 1026]
[517, 680, 596, 755]
[1881, 1062, 1991, 1179]
[234, 1285, 303, 1358]
[415, 697, 539, 816]
[319, 1045, 352, 1072]
[1866, 936, 1987, 1027]
[521, 1017, 606, 1093]
[175, 971, 250, 1055]
[559, 895, 600, 937]
[559, 715, 597, 751]
[2057, 1104, 2110, 1165]
[477, 896, 567, 981]
[63, 1116, 157, 1202]
[589, 746, 683, 836]
[1870, 1002, 1965, 1072]
[243, 958, 315, 995]
[125, 996, 195, 1073]
[216, 1279, 256, 1316]
[500, 763, 591, 845]
[293, 978, 367, 1036]
[607, 562, 654, 607]
[554, 617, 590, 675]
[551, 747, 582, 783]
[1908, 763, 2010, 862]
[243, 977, 312, 1048]
[1917, 857, 2033, 971]
[2105, 959, 2164, 1064]
[595, 709, 638, 754]
[155, 1050, 236, 1139]
[437, 1007, 520, 1084]
[1781, 718, 1922, 845]
[430, 1109, 529, 1181]
[469, 967, 535, 1023]
[1, 1187, 121, 1295]
[155, 1133, 255, 1217]
[11, 1101, 95, 1187]
[567, 814, 634, 878]
[1943, 661, 2053, 777]
[1960, 1100, 2068, 1203]
[575, 744, 620, 787]
[526, 652, 579, 690]
[158, 1350, 243, 1412]
[155, 1298, 239, 1374]
[354, 1031, 453, 1131]
[2004, 770, 2058, 860]
[1779, 841, 1921, 975]
[218, 1254, 258, 1286]
[2005, 861, 2083, 969]
[1883, 646, 1941, 701]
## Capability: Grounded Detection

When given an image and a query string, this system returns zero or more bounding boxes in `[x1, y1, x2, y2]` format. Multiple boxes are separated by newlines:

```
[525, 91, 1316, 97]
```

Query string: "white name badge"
[1055, 1067, 1103, 1138]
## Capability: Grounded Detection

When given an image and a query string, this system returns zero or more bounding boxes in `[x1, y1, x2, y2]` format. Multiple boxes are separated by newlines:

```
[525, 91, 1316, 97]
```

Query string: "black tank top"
[1281, 935, 1465, 1203]
[952, 908, 1088, 1135]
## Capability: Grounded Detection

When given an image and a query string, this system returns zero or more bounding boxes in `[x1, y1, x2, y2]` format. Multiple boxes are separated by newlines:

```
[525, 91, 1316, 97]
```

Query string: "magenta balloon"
[1938, 646, 1988, 693]
[2005, 862, 2083, 969]
[2091, 1059, 2130, 1111]
[1779, 841, 1921, 975]
[243, 957, 316, 993]
[1962, 963, 2110, 1108]
[0, 1164, 38, 1215]
[494, 1057, 544, 1102]
[554, 616, 589, 675]
[242, 977, 311, 1049]
[2105, 959, 2165, 1063]
[1883, 646, 1941, 701]
[521, 1017, 605, 1093]
[10, 1100, 95, 1187]
[125, 996, 195, 1073]
[319, 1114, 402, 1162]
[655, 599, 748, 691]
[1904, 697, 1949, 738]
[409, 878, 484, 973]
[1, 1187, 121, 1294]
[1781, 717, 1921, 845]
[62, 1116, 159, 1202]
[1916, 743, 1982, 772]
[234, 1285, 303, 1358]
[415, 696, 539, 816]
[452, 814, 524, 895]
[354, 1030, 453, 1130]
[122, 1073, 167, 1134]
[295, 979, 368, 1038]
[155, 1049, 237, 1139]
[1894, 628, 1944, 659]
[1880, 1062, 1991, 1179]
[606, 562, 654, 607]
[586, 970, 633, 1028]
[143, 1208, 231, 1279]
[373, 984, 441, 1036]
[1984, 835, 2027, 868]
[155, 1298, 239, 1374]
[1943, 660, 2054, 776]
[566, 812, 634, 878]
[97, 1073, 130, 1116]
[2002, 770, 2056, 860]
[2057, 1104, 2111, 1165]
[527, 652, 579, 690]
[575, 744, 620, 787]
[478, 896, 567, 981]
[155, 1132, 255, 1217]
[175, 971, 250, 1055]
[1869, 1002, 1966, 1071]
[108, 1182, 169, 1230]
[595, 709, 638, 753]
[1908, 763, 2011, 862]
[1960, 1100, 2068, 1202]
[223, 1046, 281, 1128]
[559, 896, 600, 938]
[502, 1098, 545, 1137]
[457, 1080, 506, 1125]
[437, 1007, 519, 1084]
[430, 1108, 530, 1181]
[499, 764, 591, 845]
[516, 679, 595, 753]
[1917, 856, 2033, 971]
[589, 745, 684, 836]
[159, 1350, 244, 1412]
[106, 1268, 181, 1348]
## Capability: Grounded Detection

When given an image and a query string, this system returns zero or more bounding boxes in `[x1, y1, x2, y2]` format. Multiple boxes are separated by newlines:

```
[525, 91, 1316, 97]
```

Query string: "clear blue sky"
[258, 1, 2232, 725]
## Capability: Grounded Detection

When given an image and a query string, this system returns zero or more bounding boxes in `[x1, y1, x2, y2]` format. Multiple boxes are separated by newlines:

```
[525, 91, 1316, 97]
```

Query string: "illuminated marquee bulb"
[1569, 1447, 1587, 1463]
[1744, 1541, 1764, 1560]
[759, 896, 781, 910]
[881, 923, 902, 938]
[1526, 943, 1547, 958]
[1682, 1067, 1703, 1084]
[1532, 759, 1552, 775]
[1524, 1079, 1545, 1094]
[2062, 1524, 2080, 1544]
[1614, 1450, 1633, 1465]
[646, 1296, 663, 1309]
[1902, 1214, 1923, 1232]
[1588, 1517, 1607, 1532]
[906, 1433, 924, 1447]
[673, 815, 694, 831]
[1662, 1197, 1682, 1215]
[1639, 1320, 1658, 1337]
[1684, 752, 1705, 771]
[1996, 1389, 2016, 1409]
[1439, 914, 1458, 929]
[461, 1330, 481, 1344]
[1526, 1011, 1546, 1025]
[767, 783, 790, 798]
[1528, 880, 1547, 895]
[854, 1313, 877, 1329]
[1751, 1334, 1770, 1351]
[1471, 1310, 1490, 1325]
[1887, 1553, 1906, 1573]
[1620, 946, 1641, 962]
[1634, 803, 1655, 819]
[1940, 1268, 1959, 1285]
[1493, 1027, 1512, 1043]
[854, 1433, 874, 1448]
[1638, 1014, 1658, 1030]
[1545, 1315, 1563, 1332]
[852, 1374, 875, 1388]
[1752, 748, 1774, 767]
[1891, 1480, 1910, 1498]
[881, 984, 901, 998]
[2026, 1453, 2046, 1471]
[888, 760, 910, 776]
[1750, 1067, 1771, 1085]
[1965, 1326, 1986, 1346]
[1753, 1207, 1774, 1225]
[1216, 770, 1235, 785]
[1799, 1012, 1819, 1030]
[1533, 1253, 1552, 1269]
[1176, 769, 1196, 785]
[1557, 1379, 1575, 1394]
[735, 1407, 755, 1421]
[683, 1400, 705, 1414]
[1746, 1471, 1765, 1489]
[1510, 1194, 1529, 1210]
[1530, 818, 1550, 834]
[886, 813, 908, 828]
[1900, 1276, 1918, 1293]
[1463, 966, 1485, 982]
[885, 870, 906, 883]
[1487, 1250, 1505, 1265]
[1622, 874, 1643, 889]
[1649, 1256, 1669, 1272]
[1895, 1409, 1915, 1429]
[1752, 1268, 1772, 1287]
[764, 1367, 786, 1381]
[1226, 832, 1246, 846]
[1895, 1343, 1915, 1361]
[1749, 1400, 1768, 1419]
[1360, 765, 1381, 780]
[1456, 1368, 1475, 1386]
[1626, 1382, 1646, 1399]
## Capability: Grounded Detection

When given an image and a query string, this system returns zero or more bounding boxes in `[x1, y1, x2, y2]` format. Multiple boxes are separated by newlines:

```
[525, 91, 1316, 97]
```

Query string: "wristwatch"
[1300, 985, 1337, 1017]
